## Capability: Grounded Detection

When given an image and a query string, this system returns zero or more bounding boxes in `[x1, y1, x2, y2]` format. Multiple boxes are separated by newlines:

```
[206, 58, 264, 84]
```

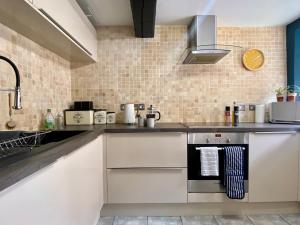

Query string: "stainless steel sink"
[0, 130, 86, 161]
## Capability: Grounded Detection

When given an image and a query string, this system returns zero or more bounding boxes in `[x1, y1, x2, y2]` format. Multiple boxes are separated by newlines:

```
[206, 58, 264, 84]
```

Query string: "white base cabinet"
[107, 133, 187, 168]
[106, 133, 188, 204]
[0, 136, 103, 225]
[107, 168, 187, 203]
[249, 132, 299, 202]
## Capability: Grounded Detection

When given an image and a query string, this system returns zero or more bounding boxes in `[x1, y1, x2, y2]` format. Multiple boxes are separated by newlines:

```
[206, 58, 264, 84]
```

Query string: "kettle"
[124, 104, 135, 124]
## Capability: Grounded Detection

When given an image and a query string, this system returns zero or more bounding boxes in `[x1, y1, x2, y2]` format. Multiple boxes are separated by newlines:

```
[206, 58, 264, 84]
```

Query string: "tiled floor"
[97, 214, 300, 225]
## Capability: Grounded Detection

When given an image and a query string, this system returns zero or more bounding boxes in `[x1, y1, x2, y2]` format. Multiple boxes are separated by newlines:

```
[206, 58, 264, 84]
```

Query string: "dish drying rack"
[0, 131, 51, 159]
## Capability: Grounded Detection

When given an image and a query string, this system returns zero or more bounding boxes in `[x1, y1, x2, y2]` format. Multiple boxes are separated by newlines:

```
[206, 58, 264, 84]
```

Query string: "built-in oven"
[188, 132, 249, 193]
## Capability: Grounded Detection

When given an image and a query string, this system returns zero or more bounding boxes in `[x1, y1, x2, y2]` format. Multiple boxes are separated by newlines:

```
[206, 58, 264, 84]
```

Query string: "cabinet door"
[249, 132, 299, 202]
[33, 0, 97, 59]
[0, 136, 103, 225]
[107, 133, 187, 168]
[107, 168, 187, 203]
[62, 135, 104, 224]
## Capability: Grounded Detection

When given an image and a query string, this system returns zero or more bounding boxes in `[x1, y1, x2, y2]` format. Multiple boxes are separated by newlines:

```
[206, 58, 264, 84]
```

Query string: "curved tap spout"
[0, 55, 22, 109]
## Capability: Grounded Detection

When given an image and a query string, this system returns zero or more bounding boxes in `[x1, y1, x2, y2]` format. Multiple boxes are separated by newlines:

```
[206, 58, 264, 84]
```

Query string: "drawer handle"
[107, 168, 185, 172]
[254, 131, 296, 135]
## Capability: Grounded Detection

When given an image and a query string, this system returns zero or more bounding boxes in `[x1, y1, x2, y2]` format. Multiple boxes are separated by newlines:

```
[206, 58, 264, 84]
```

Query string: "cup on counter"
[138, 116, 145, 127]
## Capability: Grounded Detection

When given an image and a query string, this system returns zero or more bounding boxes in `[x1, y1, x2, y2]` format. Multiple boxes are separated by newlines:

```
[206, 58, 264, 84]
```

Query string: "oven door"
[188, 144, 248, 193]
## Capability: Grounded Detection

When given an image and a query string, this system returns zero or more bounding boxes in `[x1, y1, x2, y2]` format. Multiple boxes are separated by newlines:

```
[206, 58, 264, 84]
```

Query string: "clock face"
[242, 49, 265, 71]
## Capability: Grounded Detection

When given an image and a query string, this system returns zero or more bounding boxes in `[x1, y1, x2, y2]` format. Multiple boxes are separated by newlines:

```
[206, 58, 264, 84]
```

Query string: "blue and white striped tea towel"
[224, 146, 245, 199]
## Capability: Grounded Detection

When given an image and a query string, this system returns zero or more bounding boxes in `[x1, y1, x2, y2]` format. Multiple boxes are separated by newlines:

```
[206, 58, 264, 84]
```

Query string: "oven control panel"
[188, 133, 249, 144]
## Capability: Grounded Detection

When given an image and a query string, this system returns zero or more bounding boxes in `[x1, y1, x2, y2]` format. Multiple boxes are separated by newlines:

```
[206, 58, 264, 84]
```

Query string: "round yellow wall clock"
[242, 48, 265, 71]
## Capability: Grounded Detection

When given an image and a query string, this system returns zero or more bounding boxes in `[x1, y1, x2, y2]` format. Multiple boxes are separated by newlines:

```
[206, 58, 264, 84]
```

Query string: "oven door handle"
[195, 147, 222, 151]
[195, 147, 245, 151]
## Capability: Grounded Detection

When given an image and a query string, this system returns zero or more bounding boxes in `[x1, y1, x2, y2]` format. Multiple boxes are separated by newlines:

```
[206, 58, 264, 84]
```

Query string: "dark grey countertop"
[1, 122, 300, 193]
[61, 123, 187, 132]
[184, 122, 300, 132]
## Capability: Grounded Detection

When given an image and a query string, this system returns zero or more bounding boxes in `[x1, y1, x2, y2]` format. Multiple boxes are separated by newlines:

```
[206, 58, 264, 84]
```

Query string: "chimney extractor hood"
[182, 15, 230, 64]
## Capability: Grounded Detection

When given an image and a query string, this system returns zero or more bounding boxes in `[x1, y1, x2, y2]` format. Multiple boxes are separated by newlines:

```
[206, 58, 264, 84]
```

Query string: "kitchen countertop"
[66, 123, 187, 133]
[1, 122, 300, 193]
[184, 122, 300, 132]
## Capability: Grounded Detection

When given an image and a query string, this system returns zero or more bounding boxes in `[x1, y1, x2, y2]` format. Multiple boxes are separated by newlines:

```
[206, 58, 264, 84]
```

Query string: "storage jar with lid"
[94, 109, 107, 124]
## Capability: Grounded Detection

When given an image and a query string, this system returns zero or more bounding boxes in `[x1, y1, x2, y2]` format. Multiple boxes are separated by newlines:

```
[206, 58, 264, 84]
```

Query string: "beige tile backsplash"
[0, 22, 286, 129]
[72, 26, 286, 123]
[0, 23, 71, 130]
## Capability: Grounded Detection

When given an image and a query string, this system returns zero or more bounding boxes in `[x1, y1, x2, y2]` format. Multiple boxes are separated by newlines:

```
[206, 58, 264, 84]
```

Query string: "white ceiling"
[85, 0, 300, 27]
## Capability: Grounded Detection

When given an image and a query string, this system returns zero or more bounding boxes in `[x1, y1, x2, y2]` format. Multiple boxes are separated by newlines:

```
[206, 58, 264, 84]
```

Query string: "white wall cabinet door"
[249, 132, 299, 202]
[107, 168, 187, 203]
[0, 136, 103, 225]
[33, 0, 97, 59]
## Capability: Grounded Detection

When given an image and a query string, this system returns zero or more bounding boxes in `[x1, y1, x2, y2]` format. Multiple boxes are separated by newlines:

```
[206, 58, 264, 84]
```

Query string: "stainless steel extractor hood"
[182, 15, 230, 64]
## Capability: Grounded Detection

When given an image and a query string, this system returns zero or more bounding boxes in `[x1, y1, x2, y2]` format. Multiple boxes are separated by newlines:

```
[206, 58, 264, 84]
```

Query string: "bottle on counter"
[232, 103, 239, 126]
[44, 109, 55, 130]
[56, 112, 64, 129]
[224, 106, 231, 125]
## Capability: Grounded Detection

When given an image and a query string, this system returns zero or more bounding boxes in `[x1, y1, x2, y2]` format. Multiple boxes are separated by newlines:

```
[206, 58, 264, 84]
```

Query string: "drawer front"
[107, 168, 187, 203]
[106, 133, 187, 168]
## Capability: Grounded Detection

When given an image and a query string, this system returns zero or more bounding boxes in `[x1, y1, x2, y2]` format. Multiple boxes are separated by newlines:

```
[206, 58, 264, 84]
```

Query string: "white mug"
[147, 118, 155, 128]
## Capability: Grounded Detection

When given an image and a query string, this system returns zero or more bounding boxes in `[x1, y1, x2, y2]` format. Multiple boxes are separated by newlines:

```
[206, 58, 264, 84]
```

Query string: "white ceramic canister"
[255, 104, 265, 123]
[107, 112, 116, 124]
[94, 109, 107, 124]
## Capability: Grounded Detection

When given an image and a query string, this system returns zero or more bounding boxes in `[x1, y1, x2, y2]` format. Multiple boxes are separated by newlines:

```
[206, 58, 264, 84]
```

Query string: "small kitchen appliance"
[187, 131, 249, 194]
[269, 102, 300, 124]
[74, 101, 93, 110]
[124, 104, 136, 124]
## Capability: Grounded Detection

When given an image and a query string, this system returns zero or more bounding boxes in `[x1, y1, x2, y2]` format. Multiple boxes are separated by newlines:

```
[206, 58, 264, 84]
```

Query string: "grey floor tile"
[114, 216, 147, 225]
[280, 213, 300, 225]
[98, 216, 115, 225]
[215, 215, 254, 225]
[182, 216, 218, 225]
[148, 217, 182, 225]
[248, 214, 288, 225]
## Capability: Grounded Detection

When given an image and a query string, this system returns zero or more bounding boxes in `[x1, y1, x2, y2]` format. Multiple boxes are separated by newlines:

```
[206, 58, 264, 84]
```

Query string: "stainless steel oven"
[188, 132, 249, 193]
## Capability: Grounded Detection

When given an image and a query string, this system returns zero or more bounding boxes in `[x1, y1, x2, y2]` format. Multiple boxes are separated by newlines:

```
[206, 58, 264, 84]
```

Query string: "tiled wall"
[0, 22, 286, 128]
[72, 26, 286, 123]
[0, 23, 71, 130]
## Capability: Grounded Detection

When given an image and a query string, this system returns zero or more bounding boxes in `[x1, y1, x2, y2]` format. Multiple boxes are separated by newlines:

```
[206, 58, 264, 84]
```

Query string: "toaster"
[65, 110, 94, 125]
[269, 102, 300, 124]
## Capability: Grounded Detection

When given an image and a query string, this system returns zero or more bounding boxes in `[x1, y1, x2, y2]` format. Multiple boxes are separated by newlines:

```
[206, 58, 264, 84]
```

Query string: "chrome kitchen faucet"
[0, 55, 22, 109]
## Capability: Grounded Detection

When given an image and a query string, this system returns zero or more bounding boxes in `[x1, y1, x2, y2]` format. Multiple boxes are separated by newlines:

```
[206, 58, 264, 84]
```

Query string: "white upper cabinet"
[0, 0, 97, 63]
[249, 132, 299, 202]
[33, 0, 97, 60]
